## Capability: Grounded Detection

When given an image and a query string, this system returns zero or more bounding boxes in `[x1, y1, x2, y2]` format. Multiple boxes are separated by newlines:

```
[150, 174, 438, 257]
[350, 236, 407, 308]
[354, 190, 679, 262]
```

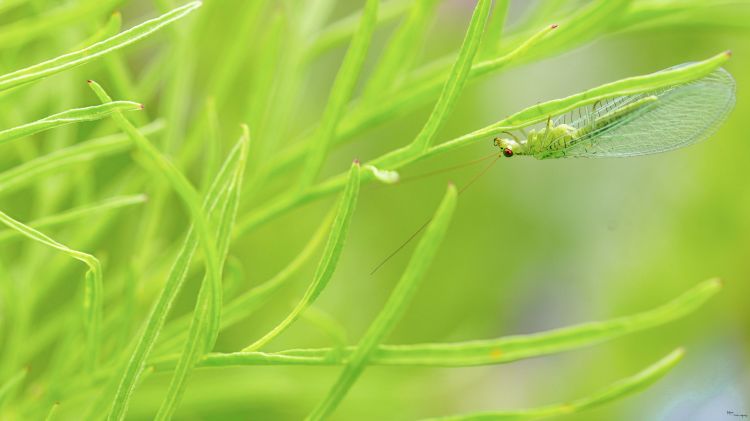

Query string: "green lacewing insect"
[372, 64, 736, 274]
[494, 66, 736, 159]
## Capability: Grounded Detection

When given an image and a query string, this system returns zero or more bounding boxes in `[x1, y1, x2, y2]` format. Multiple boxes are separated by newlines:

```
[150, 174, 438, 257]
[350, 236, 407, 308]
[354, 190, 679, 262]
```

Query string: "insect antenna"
[369, 155, 500, 275]
[391, 152, 498, 186]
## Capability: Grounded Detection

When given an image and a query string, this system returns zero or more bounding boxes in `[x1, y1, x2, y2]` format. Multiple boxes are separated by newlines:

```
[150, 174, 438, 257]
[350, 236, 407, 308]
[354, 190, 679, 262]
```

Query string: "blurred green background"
[0, 0, 748, 420]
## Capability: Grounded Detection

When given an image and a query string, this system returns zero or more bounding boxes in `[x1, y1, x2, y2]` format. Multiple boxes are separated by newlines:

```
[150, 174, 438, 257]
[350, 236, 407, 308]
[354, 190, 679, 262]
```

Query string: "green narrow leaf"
[480, 0, 509, 57]
[154, 129, 250, 421]
[500, 0, 631, 64]
[337, 22, 558, 153]
[75, 10, 123, 49]
[306, 183, 458, 421]
[105, 132, 248, 421]
[0, 368, 27, 409]
[423, 348, 685, 421]
[296, 0, 378, 189]
[233, 0, 490, 237]
[0, 195, 147, 244]
[360, 0, 441, 104]
[87, 80, 221, 349]
[0, 0, 120, 49]
[152, 275, 719, 369]
[0, 211, 102, 371]
[243, 161, 361, 352]
[407, 0, 491, 153]
[44, 401, 60, 421]
[178, 1, 269, 164]
[274, 278, 721, 367]
[264, 20, 559, 181]
[0, 120, 163, 197]
[300, 306, 349, 351]
[0, 1, 201, 93]
[0, 101, 142, 145]
[304, 0, 409, 61]
[155, 209, 335, 355]
[497, 50, 732, 128]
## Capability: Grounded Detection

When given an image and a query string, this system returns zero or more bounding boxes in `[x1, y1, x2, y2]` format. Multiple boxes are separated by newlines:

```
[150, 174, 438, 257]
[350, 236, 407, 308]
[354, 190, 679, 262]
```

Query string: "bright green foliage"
[0, 102, 141, 145]
[148, 278, 719, 370]
[0, 1, 745, 420]
[0, 209, 103, 371]
[243, 161, 361, 352]
[422, 349, 685, 421]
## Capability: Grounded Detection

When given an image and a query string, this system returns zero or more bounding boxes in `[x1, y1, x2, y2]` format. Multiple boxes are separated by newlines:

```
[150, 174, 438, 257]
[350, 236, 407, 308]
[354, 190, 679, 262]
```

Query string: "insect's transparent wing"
[557, 68, 736, 158]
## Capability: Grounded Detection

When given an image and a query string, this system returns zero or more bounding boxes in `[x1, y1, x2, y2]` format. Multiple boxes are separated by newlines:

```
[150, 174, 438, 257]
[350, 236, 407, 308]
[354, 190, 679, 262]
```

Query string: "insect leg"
[500, 131, 520, 142]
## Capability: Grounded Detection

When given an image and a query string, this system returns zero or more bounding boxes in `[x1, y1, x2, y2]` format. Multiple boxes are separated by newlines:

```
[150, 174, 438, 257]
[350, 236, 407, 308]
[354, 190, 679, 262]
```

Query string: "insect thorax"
[525, 124, 577, 158]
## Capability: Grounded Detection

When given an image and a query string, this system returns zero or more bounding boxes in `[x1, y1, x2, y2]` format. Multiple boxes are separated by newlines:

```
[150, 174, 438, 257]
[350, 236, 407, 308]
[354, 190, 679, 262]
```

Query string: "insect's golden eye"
[503, 148, 514, 158]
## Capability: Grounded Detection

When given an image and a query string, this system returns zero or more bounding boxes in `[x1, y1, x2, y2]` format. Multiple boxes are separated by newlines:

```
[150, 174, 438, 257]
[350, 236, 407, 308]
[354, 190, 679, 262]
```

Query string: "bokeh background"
[0, 0, 748, 420]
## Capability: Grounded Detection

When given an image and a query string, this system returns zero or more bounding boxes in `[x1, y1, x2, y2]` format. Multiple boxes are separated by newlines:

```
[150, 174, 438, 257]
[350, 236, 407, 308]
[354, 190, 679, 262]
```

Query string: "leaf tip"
[724, 50, 732, 58]
[668, 347, 687, 362]
[353, 158, 361, 166]
[239, 123, 251, 141]
[86, 79, 93, 84]
[550, 23, 559, 29]
[139, 103, 145, 110]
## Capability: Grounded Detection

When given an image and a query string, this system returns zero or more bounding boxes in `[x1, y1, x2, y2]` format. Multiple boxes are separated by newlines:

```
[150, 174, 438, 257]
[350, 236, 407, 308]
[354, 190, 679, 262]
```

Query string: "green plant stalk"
[302, 0, 409, 62]
[0, 1, 201, 94]
[496, 0, 631, 65]
[178, 0, 270, 168]
[0, 0, 121, 49]
[154, 209, 335, 355]
[44, 402, 60, 421]
[242, 10, 286, 184]
[264, 18, 558, 180]
[300, 306, 349, 351]
[0, 210, 102, 372]
[422, 348, 685, 421]
[0, 195, 147, 243]
[0, 0, 26, 15]
[0, 262, 20, 380]
[243, 162, 361, 352]
[359, 0, 441, 105]
[105, 133, 247, 421]
[150, 277, 720, 370]
[0, 368, 27, 411]
[154, 129, 249, 420]
[0, 101, 141, 145]
[480, 0, 509, 58]
[0, 120, 163, 196]
[296, 0, 378, 189]
[87, 80, 223, 350]
[407, 0, 491, 154]
[306, 184, 457, 421]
